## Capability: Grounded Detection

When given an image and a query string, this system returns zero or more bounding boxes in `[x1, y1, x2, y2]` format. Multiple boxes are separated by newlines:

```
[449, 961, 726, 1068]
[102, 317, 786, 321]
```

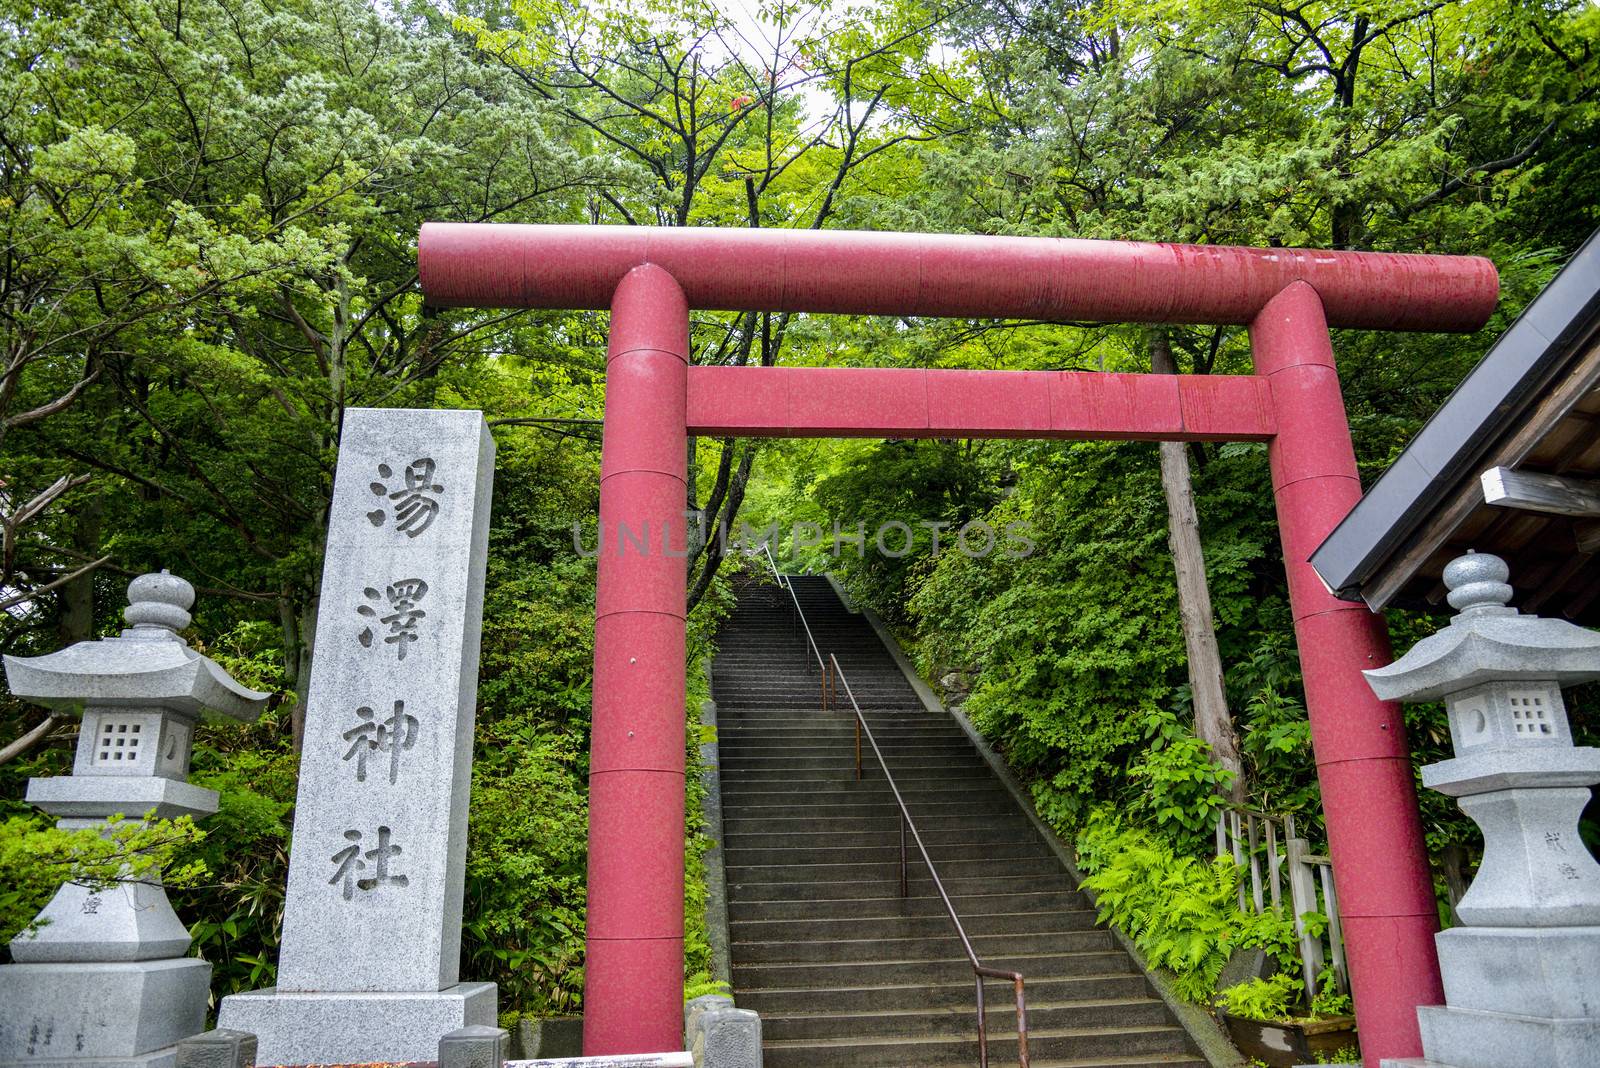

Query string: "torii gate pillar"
[586, 265, 692, 1055]
[1253, 282, 1446, 1049]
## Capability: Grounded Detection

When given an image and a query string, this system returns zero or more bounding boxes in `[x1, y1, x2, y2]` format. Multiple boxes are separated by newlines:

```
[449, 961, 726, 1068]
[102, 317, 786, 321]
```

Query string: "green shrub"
[1, 811, 208, 949]
[1124, 709, 1236, 854]
[1075, 807, 1297, 1003]
[1310, 964, 1353, 1018]
[1217, 973, 1300, 1021]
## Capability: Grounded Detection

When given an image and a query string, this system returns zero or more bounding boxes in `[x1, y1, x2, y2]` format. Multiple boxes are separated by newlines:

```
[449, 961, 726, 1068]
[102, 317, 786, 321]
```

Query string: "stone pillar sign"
[1366, 552, 1600, 1068]
[219, 408, 497, 1062]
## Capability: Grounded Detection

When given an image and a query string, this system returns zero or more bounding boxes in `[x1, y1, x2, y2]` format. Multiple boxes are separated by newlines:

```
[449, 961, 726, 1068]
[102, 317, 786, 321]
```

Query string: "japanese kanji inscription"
[264, 408, 495, 996]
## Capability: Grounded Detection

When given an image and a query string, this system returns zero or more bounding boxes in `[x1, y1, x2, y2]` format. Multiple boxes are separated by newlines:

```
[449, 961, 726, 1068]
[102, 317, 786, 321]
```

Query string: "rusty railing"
[832, 652, 1030, 1068]
[757, 545, 833, 709]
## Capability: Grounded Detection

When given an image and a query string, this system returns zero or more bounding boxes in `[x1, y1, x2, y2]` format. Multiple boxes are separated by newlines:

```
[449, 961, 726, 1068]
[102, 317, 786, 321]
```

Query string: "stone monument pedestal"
[0, 959, 211, 1068]
[1401, 925, 1600, 1068]
[214, 982, 497, 1063]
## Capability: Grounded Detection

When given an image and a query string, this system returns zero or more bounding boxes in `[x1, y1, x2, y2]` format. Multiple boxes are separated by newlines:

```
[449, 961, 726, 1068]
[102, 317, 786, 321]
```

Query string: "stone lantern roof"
[1364, 552, 1600, 704]
[3, 571, 269, 721]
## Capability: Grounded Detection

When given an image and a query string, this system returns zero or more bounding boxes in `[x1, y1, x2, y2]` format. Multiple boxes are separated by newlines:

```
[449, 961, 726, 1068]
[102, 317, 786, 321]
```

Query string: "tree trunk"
[1149, 328, 1245, 803]
[57, 491, 103, 646]
[280, 583, 319, 755]
[1440, 843, 1472, 926]
[0, 712, 64, 767]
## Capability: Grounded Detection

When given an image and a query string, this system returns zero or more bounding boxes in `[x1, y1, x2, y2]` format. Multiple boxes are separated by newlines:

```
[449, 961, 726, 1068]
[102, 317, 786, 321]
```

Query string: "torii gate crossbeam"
[419, 223, 1498, 1067]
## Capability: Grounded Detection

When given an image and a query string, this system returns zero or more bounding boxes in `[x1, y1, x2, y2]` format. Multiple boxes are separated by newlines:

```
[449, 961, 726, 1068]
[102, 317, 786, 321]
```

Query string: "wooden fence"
[1215, 809, 1348, 1006]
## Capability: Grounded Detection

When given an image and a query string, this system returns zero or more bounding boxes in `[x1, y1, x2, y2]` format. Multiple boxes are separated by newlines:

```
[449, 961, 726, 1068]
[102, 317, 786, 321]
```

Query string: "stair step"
[722, 813, 1042, 836]
[722, 826, 1039, 849]
[719, 738, 976, 751]
[718, 692, 908, 701]
[717, 735, 972, 747]
[717, 713, 938, 723]
[734, 929, 1114, 963]
[760, 997, 1175, 1041]
[727, 889, 1089, 922]
[719, 760, 983, 775]
[721, 797, 1021, 818]
[725, 841, 1050, 865]
[733, 972, 1152, 1015]
[761, 1025, 1192, 1067]
[728, 872, 1077, 901]
[763, 1032, 1202, 1068]
[730, 909, 1101, 942]
[735, 951, 1140, 989]
[719, 781, 1007, 801]
[719, 774, 996, 791]
[726, 856, 1064, 884]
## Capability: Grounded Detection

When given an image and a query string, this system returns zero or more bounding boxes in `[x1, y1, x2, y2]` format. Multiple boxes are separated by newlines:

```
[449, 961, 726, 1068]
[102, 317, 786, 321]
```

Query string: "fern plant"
[1216, 973, 1300, 1021]
[1077, 808, 1243, 1001]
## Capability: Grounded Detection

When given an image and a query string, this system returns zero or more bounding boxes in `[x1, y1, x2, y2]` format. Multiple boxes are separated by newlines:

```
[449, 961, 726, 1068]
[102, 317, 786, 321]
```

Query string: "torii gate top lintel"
[419, 222, 1498, 332]
[417, 221, 1499, 1068]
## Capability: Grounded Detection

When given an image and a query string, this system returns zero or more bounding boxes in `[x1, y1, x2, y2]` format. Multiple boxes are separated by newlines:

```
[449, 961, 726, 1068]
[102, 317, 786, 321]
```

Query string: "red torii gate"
[419, 225, 1499, 1065]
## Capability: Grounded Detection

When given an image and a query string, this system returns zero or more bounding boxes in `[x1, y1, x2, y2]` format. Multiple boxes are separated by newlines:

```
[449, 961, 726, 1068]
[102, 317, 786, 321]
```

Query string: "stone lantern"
[0, 572, 269, 1068]
[1364, 552, 1600, 1068]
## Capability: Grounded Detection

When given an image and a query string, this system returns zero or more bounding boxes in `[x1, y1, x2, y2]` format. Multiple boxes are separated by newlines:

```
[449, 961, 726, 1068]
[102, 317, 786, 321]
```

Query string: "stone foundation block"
[439, 1025, 508, 1068]
[697, 1008, 760, 1068]
[684, 1000, 758, 1068]
[175, 1030, 257, 1068]
[0, 957, 211, 1064]
[215, 981, 495, 1064]
[514, 1016, 582, 1059]
[683, 995, 733, 1050]
[1418, 1004, 1600, 1068]
[1435, 925, 1600, 1019]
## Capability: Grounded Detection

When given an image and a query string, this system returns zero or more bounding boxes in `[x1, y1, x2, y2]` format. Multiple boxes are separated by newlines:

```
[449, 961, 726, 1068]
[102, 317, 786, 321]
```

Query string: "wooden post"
[1267, 819, 1283, 914]
[1320, 864, 1349, 995]
[1287, 836, 1326, 1005]
[1148, 328, 1245, 802]
[1247, 815, 1265, 914]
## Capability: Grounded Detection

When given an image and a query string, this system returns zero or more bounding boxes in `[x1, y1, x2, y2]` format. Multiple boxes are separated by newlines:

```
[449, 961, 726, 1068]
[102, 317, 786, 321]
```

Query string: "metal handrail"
[755, 544, 833, 710]
[831, 652, 1031, 1068]
[739, 557, 1028, 1064]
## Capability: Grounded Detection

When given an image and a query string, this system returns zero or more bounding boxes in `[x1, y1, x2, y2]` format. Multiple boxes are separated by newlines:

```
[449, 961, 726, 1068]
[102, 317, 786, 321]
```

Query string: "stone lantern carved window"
[1508, 691, 1551, 735]
[1451, 694, 1490, 748]
[96, 716, 145, 765]
[77, 707, 168, 777]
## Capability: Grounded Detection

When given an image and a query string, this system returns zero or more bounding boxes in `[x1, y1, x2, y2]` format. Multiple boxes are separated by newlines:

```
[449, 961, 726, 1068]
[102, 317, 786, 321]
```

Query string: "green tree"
[0, 0, 613, 736]
[462, 0, 959, 607]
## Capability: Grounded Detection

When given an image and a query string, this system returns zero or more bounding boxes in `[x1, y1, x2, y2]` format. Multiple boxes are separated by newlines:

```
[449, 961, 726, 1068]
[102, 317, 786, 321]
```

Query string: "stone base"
[507, 1057, 691, 1067]
[1418, 1004, 1600, 1068]
[513, 1017, 582, 1060]
[216, 982, 496, 1064]
[0, 1050, 180, 1068]
[1435, 924, 1600, 1019]
[0, 957, 210, 1065]
[10, 881, 192, 963]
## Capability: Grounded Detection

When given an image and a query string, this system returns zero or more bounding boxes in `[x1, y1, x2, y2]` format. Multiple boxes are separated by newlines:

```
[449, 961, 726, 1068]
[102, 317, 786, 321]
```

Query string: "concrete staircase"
[711, 575, 1209, 1068]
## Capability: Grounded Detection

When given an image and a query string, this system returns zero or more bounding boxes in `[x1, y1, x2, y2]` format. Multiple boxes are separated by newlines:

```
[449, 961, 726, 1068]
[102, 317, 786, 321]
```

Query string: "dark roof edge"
[1310, 229, 1600, 606]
